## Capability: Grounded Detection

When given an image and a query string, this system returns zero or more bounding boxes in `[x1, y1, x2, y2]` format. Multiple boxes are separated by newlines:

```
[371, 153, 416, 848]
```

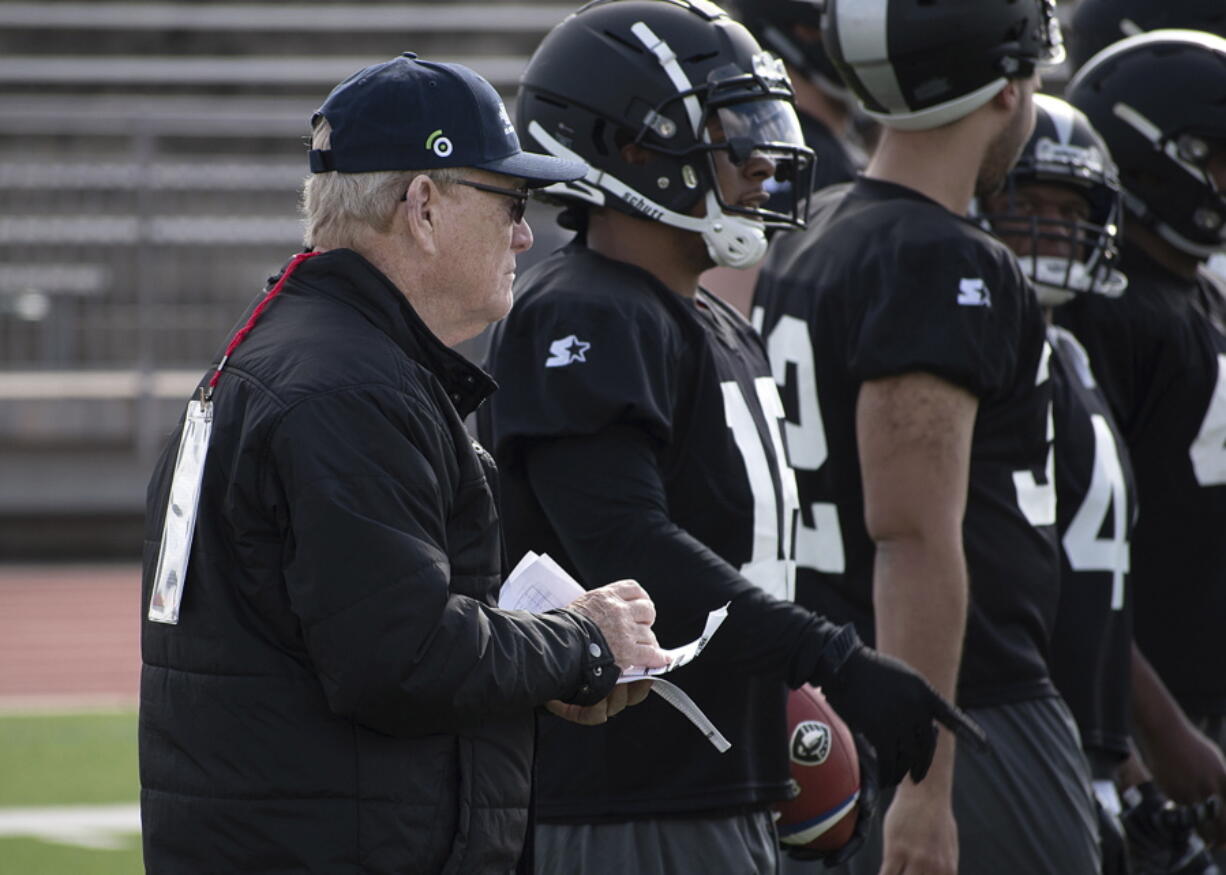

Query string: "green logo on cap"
[426, 129, 453, 158]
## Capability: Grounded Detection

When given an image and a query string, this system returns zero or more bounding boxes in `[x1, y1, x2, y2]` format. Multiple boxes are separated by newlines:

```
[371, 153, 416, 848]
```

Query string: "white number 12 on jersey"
[756, 312, 847, 575]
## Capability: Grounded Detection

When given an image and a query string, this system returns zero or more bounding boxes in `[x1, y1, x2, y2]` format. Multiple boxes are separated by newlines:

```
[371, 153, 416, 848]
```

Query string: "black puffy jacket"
[140, 249, 614, 874]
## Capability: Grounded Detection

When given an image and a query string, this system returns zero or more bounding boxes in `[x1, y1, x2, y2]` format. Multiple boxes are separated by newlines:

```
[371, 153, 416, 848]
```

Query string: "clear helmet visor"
[714, 98, 807, 155]
[705, 98, 815, 229]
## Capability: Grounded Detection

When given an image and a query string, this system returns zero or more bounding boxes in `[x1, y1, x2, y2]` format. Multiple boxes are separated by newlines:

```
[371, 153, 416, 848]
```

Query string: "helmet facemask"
[980, 96, 1128, 307]
[988, 202, 1127, 307]
[694, 65, 815, 231]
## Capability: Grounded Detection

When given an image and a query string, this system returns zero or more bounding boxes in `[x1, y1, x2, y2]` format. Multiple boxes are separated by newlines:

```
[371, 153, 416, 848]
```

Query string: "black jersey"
[481, 243, 804, 819]
[1056, 248, 1226, 717]
[753, 177, 1060, 707]
[1047, 326, 1136, 760]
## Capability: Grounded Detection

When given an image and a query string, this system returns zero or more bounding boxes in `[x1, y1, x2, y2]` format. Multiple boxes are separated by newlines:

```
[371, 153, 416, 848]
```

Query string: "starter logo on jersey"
[957, 277, 991, 307]
[545, 335, 591, 368]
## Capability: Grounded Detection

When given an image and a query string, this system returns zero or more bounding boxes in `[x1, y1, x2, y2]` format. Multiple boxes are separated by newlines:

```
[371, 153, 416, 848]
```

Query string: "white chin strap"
[1021, 255, 1128, 307]
[528, 121, 769, 269]
[697, 190, 770, 268]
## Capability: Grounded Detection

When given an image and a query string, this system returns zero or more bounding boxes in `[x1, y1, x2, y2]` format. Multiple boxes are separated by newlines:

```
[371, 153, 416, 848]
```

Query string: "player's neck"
[1125, 222, 1202, 282]
[863, 129, 978, 216]
[587, 209, 706, 298]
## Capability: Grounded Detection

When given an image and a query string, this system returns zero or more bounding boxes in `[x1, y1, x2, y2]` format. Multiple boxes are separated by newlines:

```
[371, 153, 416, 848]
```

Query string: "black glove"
[784, 730, 881, 866]
[1120, 781, 1221, 875]
[816, 626, 988, 787]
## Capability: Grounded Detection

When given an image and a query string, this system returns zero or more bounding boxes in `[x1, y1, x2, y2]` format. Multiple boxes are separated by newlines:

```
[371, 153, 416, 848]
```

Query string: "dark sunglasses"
[455, 178, 530, 224]
[400, 178, 530, 225]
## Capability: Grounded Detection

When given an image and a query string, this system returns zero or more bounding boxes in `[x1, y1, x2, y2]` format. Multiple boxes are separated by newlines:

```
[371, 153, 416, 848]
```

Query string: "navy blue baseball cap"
[308, 52, 587, 187]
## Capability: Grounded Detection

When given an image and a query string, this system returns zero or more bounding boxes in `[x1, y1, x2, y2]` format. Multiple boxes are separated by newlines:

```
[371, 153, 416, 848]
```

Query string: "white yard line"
[0, 804, 140, 850]
[0, 694, 136, 716]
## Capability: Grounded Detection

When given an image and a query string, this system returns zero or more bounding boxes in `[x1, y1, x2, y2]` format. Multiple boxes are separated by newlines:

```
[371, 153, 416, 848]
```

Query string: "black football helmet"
[822, 0, 1064, 131]
[726, 0, 849, 102]
[981, 94, 1127, 307]
[1067, 30, 1226, 258]
[1069, 0, 1226, 71]
[517, 0, 816, 268]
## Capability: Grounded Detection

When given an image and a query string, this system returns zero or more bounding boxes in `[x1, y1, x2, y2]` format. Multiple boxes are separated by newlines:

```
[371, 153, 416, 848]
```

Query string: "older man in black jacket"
[139, 54, 667, 874]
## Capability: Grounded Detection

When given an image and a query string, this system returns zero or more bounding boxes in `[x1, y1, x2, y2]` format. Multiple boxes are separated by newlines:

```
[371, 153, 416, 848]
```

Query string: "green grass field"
[0, 709, 143, 873]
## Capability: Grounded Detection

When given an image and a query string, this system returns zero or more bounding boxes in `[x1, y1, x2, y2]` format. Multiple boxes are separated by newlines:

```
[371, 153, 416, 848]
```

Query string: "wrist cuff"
[814, 623, 862, 681]
[556, 610, 619, 706]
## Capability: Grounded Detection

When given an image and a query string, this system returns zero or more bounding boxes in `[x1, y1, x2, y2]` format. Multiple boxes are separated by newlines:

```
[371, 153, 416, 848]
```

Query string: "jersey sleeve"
[522, 425, 850, 686]
[485, 284, 683, 453]
[847, 230, 1023, 398]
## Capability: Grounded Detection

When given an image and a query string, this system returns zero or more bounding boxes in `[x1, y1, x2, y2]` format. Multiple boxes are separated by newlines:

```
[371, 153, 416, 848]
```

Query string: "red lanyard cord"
[206, 250, 321, 395]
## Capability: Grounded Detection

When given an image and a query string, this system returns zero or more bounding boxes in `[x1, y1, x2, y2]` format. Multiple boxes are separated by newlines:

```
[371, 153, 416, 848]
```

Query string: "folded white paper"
[499, 551, 585, 613]
[499, 551, 731, 751]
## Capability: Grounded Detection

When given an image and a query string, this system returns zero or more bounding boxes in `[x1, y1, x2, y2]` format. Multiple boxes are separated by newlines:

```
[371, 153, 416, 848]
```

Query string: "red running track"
[0, 564, 140, 710]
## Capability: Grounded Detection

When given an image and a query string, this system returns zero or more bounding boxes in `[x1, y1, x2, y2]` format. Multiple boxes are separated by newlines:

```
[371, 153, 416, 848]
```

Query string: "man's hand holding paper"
[549, 580, 667, 726]
[566, 580, 670, 676]
[500, 554, 731, 745]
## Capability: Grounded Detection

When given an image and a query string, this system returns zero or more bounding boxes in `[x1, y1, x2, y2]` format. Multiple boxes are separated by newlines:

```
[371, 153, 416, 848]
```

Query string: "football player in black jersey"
[752, 1, 1100, 873]
[979, 93, 1138, 874]
[1058, 30, 1226, 860]
[479, 2, 984, 872]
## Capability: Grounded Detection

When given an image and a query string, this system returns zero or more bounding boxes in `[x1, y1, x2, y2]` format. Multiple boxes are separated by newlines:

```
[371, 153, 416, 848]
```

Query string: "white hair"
[300, 118, 460, 249]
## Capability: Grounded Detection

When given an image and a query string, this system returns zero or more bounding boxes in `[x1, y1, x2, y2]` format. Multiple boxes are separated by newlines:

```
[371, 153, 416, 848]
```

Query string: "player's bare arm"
[857, 370, 976, 875]
[1130, 642, 1226, 846]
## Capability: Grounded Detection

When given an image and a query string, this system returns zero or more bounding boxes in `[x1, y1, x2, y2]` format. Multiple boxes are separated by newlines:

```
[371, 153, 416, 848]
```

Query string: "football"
[775, 684, 861, 852]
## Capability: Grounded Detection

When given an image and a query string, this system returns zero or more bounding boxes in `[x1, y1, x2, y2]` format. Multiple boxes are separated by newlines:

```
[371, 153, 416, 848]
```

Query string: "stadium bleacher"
[0, 0, 576, 557]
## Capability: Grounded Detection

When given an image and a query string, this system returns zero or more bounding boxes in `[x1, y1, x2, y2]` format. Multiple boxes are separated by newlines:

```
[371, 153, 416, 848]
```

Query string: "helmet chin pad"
[699, 190, 770, 267]
[1019, 254, 1128, 307]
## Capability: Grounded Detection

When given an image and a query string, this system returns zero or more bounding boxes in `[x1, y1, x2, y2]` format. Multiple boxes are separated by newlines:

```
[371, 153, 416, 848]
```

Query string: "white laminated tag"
[651, 678, 731, 753]
[148, 398, 213, 624]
